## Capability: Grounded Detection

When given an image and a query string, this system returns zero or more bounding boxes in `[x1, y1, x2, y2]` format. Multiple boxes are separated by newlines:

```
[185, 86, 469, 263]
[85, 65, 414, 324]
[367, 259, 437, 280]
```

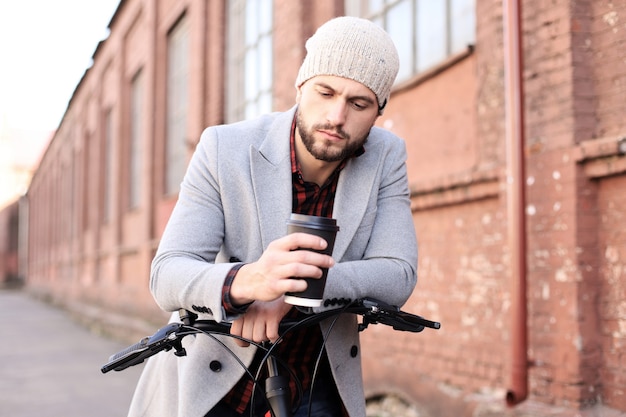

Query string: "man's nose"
[325, 100, 347, 126]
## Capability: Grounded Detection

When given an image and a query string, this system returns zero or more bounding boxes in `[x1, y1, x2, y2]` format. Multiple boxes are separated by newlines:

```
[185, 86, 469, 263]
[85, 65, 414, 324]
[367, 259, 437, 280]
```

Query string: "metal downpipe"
[503, 0, 529, 406]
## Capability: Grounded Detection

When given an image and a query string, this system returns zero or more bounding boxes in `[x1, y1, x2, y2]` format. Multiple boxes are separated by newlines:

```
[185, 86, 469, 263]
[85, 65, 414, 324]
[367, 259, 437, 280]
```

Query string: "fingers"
[273, 232, 330, 252]
[230, 234, 334, 304]
[232, 318, 266, 347]
[288, 248, 335, 272]
[269, 233, 335, 275]
[229, 319, 250, 348]
[229, 300, 290, 346]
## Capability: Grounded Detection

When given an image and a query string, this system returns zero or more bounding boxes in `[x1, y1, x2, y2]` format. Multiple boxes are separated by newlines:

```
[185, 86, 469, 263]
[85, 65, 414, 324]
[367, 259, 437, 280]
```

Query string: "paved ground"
[0, 289, 144, 417]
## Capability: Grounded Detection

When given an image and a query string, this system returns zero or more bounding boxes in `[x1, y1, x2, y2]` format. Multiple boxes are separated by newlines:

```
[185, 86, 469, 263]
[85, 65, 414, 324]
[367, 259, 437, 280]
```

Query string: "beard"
[295, 108, 368, 162]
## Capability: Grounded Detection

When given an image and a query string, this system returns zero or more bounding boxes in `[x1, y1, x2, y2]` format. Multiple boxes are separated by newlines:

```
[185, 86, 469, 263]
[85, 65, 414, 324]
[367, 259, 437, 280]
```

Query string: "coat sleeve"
[149, 126, 238, 323]
[320, 131, 418, 309]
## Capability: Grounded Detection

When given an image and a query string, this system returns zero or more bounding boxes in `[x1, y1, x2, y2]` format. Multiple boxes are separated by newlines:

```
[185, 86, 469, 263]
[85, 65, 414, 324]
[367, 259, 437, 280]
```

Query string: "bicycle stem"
[263, 344, 292, 417]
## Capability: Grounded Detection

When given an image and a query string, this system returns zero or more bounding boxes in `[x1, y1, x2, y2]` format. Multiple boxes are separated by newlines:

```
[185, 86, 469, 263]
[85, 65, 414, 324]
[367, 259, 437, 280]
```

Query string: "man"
[128, 16, 417, 417]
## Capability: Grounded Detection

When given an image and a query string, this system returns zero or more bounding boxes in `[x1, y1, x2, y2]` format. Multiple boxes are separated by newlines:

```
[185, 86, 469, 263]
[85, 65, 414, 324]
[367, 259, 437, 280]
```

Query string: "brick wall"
[0, 200, 19, 284]
[597, 175, 626, 411]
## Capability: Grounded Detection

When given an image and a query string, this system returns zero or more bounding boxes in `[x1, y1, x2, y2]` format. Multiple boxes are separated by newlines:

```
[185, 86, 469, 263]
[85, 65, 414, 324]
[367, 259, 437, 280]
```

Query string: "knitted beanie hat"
[295, 16, 400, 114]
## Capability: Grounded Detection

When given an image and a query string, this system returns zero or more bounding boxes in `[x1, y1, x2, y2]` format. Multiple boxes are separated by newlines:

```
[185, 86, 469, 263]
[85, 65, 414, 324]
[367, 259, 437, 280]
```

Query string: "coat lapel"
[250, 108, 296, 249]
[332, 152, 377, 261]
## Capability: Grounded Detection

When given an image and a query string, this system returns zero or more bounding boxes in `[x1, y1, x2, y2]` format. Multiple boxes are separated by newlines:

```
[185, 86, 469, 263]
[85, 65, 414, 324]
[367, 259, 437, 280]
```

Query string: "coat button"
[209, 360, 222, 372]
[350, 345, 358, 358]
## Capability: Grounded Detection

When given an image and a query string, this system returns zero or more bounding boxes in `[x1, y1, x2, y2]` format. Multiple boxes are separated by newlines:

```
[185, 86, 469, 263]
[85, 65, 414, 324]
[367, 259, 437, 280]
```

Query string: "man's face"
[295, 75, 379, 162]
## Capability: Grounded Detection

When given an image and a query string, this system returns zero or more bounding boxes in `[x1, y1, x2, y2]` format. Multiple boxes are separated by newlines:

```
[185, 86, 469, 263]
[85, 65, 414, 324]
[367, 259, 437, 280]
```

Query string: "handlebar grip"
[393, 311, 441, 331]
[100, 323, 181, 373]
[101, 338, 151, 373]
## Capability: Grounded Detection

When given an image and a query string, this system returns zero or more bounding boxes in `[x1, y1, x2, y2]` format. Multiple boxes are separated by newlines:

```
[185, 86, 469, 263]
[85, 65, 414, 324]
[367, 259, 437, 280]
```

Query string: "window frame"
[128, 68, 143, 210]
[226, 0, 274, 123]
[345, 0, 476, 85]
[164, 15, 191, 197]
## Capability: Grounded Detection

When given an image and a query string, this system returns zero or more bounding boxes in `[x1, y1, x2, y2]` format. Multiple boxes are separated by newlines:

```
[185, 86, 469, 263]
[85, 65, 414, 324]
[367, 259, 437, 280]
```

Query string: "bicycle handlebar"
[101, 297, 440, 374]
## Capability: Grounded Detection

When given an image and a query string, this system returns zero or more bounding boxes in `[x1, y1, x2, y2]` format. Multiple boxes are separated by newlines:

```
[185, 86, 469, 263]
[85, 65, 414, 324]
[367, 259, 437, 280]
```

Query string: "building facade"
[23, 0, 626, 416]
[0, 200, 20, 285]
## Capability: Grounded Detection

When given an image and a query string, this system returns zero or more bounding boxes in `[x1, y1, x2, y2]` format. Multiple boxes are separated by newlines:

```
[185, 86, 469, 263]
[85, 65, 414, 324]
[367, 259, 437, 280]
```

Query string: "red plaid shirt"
[221, 115, 363, 414]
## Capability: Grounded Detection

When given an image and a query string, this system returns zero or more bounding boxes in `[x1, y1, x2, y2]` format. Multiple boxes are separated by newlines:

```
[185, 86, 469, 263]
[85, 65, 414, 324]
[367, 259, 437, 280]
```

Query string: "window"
[226, 0, 273, 122]
[129, 69, 143, 209]
[345, 0, 475, 83]
[165, 16, 190, 196]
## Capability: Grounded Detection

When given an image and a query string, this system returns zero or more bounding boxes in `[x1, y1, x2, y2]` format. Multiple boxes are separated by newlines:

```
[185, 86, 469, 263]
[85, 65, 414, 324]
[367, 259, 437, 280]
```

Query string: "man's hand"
[229, 233, 334, 306]
[230, 298, 293, 347]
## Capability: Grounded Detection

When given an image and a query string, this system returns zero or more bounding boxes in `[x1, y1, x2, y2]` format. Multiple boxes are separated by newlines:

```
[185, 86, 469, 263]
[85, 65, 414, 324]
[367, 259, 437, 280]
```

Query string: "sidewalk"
[0, 289, 144, 417]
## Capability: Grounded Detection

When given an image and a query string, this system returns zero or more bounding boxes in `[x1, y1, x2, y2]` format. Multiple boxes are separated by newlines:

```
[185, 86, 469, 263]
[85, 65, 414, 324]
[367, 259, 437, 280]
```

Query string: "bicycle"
[101, 297, 440, 417]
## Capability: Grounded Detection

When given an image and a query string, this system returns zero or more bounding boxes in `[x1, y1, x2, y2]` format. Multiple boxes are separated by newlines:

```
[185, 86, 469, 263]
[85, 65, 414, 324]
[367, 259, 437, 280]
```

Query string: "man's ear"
[295, 85, 302, 103]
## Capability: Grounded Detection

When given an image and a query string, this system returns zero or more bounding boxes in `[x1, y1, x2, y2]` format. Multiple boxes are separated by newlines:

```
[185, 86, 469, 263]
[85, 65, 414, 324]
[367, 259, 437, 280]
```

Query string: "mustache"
[313, 123, 350, 140]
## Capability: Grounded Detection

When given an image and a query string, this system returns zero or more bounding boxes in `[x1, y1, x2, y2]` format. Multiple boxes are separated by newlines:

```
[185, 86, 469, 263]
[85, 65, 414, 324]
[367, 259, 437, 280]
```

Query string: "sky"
[0, 0, 121, 132]
[0, 0, 121, 208]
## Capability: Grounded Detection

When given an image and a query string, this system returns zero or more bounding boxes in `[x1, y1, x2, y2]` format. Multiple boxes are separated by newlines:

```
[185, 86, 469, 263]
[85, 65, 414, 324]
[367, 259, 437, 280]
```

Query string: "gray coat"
[127, 105, 418, 416]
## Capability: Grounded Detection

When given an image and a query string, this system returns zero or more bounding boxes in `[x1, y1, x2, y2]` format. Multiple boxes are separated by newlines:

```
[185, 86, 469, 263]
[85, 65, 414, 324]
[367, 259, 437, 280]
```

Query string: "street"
[0, 289, 144, 417]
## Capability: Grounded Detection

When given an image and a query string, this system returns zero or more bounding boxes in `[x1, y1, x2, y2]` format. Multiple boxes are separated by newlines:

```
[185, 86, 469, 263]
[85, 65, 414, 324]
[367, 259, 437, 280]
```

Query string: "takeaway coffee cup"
[284, 214, 339, 307]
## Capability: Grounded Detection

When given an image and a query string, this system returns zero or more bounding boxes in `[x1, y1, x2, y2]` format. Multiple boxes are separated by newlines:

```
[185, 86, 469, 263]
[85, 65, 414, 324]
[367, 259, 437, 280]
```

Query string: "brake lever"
[357, 297, 440, 332]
